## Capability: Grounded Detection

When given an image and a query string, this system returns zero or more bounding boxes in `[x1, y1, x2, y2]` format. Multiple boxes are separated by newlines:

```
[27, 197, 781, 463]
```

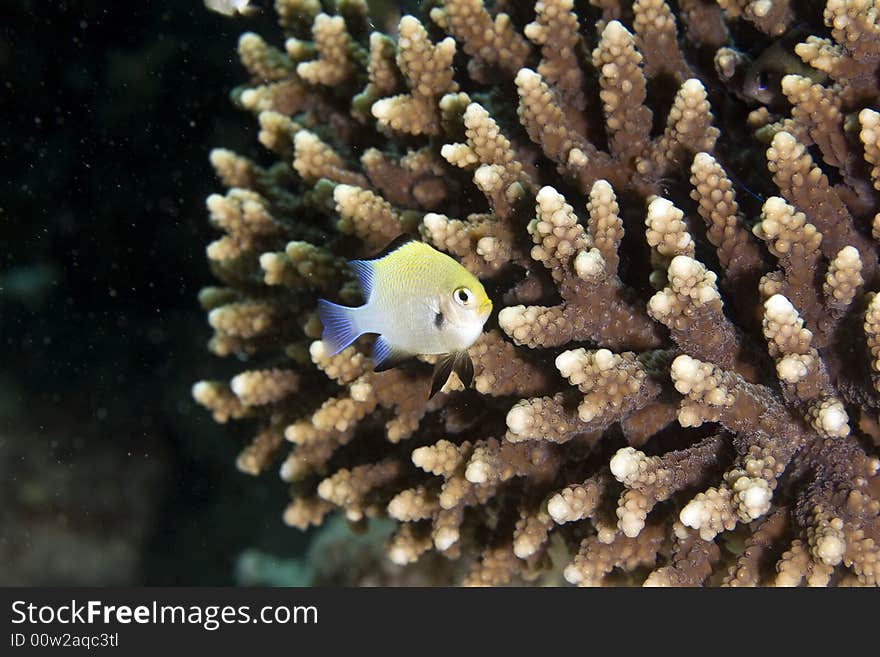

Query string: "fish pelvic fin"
[317, 299, 363, 356]
[454, 351, 474, 389]
[429, 351, 474, 399]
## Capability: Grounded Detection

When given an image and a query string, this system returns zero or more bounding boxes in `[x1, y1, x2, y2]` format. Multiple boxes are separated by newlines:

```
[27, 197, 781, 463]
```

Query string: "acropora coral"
[194, 0, 880, 586]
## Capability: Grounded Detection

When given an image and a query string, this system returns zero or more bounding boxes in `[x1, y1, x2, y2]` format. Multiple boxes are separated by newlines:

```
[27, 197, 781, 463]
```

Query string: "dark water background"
[1, 0, 310, 584]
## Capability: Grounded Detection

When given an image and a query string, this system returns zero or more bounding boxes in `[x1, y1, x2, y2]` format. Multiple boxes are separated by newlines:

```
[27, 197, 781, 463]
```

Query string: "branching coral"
[196, 0, 880, 586]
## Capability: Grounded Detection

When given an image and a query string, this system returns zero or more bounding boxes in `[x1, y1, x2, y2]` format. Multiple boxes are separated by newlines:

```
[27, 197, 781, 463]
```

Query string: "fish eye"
[454, 287, 472, 305]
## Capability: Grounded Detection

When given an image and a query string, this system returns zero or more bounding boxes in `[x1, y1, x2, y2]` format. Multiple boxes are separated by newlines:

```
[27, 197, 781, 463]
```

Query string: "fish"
[317, 236, 493, 398]
[204, 0, 259, 17]
[741, 26, 826, 106]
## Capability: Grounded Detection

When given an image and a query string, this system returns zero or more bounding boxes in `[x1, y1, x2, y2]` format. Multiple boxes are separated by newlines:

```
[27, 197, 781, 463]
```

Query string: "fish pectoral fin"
[429, 352, 473, 399]
[372, 336, 411, 372]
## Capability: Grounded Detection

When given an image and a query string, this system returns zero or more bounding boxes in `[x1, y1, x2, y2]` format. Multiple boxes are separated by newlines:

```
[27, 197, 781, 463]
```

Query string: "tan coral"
[361, 147, 450, 210]
[198, 0, 880, 588]
[499, 184, 661, 351]
[548, 473, 611, 524]
[440, 102, 525, 217]
[564, 523, 666, 586]
[644, 196, 695, 272]
[688, 152, 765, 288]
[611, 435, 725, 538]
[333, 184, 417, 250]
[866, 293, 880, 393]
[823, 246, 863, 314]
[648, 254, 749, 374]
[257, 110, 300, 154]
[209, 148, 257, 189]
[515, 68, 616, 190]
[371, 16, 456, 136]
[296, 14, 356, 87]
[430, 0, 531, 79]
[766, 131, 876, 282]
[716, 0, 792, 36]
[282, 497, 333, 530]
[292, 130, 368, 186]
[238, 32, 296, 82]
[231, 369, 300, 407]
[637, 78, 720, 179]
[593, 20, 652, 165]
[633, 0, 692, 81]
[753, 195, 824, 328]
[192, 381, 249, 423]
[236, 428, 285, 476]
[643, 528, 720, 586]
[555, 348, 660, 426]
[586, 180, 625, 274]
[525, 0, 585, 118]
[859, 108, 880, 191]
[780, 74, 850, 173]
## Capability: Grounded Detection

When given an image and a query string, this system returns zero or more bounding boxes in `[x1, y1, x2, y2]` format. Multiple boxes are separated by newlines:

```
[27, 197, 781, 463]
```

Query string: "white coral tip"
[422, 212, 446, 231]
[535, 185, 560, 206]
[465, 460, 489, 484]
[309, 339, 326, 361]
[434, 527, 458, 551]
[776, 355, 808, 383]
[619, 514, 644, 539]
[547, 495, 570, 524]
[764, 293, 795, 320]
[740, 482, 771, 519]
[671, 354, 701, 386]
[574, 249, 605, 279]
[817, 535, 845, 566]
[668, 254, 699, 278]
[554, 349, 581, 374]
[505, 403, 530, 435]
[593, 348, 614, 370]
[647, 196, 675, 219]
[679, 498, 708, 529]
[514, 67, 540, 86]
[388, 546, 410, 565]
[818, 403, 849, 437]
[371, 98, 392, 120]
[610, 447, 641, 483]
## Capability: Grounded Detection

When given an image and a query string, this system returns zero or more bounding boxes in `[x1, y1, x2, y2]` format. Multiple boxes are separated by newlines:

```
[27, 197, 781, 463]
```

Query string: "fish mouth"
[479, 299, 493, 319]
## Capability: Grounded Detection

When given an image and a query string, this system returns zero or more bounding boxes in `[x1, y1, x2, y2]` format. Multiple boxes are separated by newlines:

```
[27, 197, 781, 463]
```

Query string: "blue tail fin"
[317, 299, 362, 355]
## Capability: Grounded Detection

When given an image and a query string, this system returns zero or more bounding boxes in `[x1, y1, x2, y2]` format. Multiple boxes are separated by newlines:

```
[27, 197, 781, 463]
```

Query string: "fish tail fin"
[317, 299, 363, 355]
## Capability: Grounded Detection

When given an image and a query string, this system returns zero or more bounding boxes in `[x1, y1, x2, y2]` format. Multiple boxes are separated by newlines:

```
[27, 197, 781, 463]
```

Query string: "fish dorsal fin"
[348, 234, 415, 301]
[368, 233, 415, 260]
[373, 335, 411, 372]
[348, 260, 375, 300]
